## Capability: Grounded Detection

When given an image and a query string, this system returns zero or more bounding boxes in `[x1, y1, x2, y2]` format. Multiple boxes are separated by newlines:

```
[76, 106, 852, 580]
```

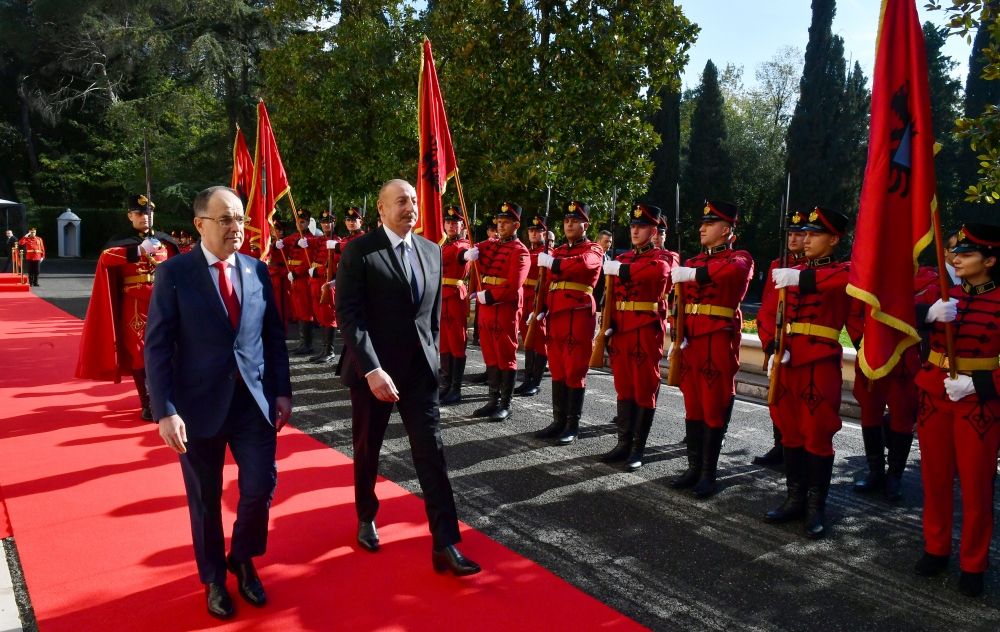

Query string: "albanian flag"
[231, 126, 254, 208]
[847, 0, 936, 379]
[416, 38, 457, 245]
[244, 100, 290, 260]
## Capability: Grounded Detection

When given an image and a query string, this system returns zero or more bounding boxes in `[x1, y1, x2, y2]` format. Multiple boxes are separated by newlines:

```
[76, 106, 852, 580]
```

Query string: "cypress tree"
[956, 23, 1000, 222]
[648, 82, 681, 212]
[923, 22, 963, 227]
[684, 60, 733, 220]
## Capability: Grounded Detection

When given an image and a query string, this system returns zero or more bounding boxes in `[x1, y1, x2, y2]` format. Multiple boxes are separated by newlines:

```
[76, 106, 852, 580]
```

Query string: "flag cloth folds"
[847, 0, 936, 379]
[244, 100, 290, 260]
[416, 38, 457, 245]
[231, 125, 254, 209]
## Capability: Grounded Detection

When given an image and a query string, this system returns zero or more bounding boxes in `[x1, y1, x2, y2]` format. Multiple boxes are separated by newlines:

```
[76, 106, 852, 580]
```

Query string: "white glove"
[534, 311, 546, 323]
[537, 252, 554, 268]
[139, 237, 159, 255]
[308, 267, 316, 277]
[274, 239, 285, 250]
[944, 375, 975, 401]
[603, 260, 621, 276]
[297, 237, 309, 249]
[464, 247, 480, 262]
[526, 312, 535, 324]
[326, 239, 337, 250]
[671, 266, 697, 283]
[667, 338, 688, 357]
[287, 272, 294, 282]
[772, 268, 801, 288]
[926, 298, 958, 323]
[325, 280, 335, 289]
[604, 328, 614, 339]
[476, 291, 487, 304]
[766, 350, 792, 377]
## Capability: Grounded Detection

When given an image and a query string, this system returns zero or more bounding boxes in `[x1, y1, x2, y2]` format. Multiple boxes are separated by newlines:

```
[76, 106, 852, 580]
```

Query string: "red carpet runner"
[0, 292, 645, 631]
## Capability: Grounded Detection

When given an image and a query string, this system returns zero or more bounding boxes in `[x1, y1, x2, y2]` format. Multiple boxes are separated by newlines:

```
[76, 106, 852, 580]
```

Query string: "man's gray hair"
[193, 186, 238, 217]
[378, 179, 413, 199]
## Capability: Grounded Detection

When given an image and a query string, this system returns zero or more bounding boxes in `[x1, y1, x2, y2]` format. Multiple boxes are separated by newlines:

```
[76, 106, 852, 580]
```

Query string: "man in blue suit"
[146, 186, 292, 620]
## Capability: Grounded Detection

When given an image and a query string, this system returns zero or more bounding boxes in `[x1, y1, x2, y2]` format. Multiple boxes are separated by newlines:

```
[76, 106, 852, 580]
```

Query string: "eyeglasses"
[199, 215, 246, 228]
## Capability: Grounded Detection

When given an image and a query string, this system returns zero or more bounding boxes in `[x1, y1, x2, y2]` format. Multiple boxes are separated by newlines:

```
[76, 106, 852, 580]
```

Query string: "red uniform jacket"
[523, 243, 548, 312]
[611, 243, 670, 334]
[657, 247, 680, 316]
[679, 246, 754, 340]
[761, 258, 859, 367]
[476, 236, 529, 307]
[544, 238, 603, 316]
[757, 253, 806, 352]
[915, 280, 1000, 402]
[280, 233, 312, 279]
[441, 236, 471, 301]
[309, 234, 339, 283]
[18, 235, 44, 261]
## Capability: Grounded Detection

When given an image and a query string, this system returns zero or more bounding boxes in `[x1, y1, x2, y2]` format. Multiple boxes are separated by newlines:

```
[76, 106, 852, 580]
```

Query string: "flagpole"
[452, 169, 481, 291]
[286, 191, 314, 268]
[930, 208, 957, 379]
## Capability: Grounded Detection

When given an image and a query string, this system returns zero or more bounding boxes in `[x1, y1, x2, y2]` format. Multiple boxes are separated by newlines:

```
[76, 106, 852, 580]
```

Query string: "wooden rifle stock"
[589, 276, 615, 368]
[766, 288, 787, 405]
[523, 266, 547, 350]
[320, 240, 335, 305]
[666, 283, 685, 386]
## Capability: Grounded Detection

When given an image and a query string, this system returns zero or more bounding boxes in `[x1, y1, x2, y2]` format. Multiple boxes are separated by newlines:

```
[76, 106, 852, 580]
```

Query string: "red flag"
[231, 126, 254, 209]
[416, 38, 457, 245]
[244, 100, 291, 260]
[847, 0, 936, 379]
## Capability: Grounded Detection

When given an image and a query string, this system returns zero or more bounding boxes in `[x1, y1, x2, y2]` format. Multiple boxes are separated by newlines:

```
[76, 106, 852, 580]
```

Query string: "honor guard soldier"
[654, 218, 680, 333]
[761, 207, 857, 538]
[535, 201, 604, 444]
[914, 223, 1000, 598]
[176, 229, 195, 253]
[267, 219, 292, 328]
[439, 206, 473, 404]
[76, 194, 179, 420]
[18, 227, 45, 286]
[471, 203, 530, 421]
[850, 265, 939, 500]
[515, 214, 550, 397]
[308, 211, 339, 363]
[599, 203, 671, 469]
[753, 209, 808, 467]
[669, 200, 754, 498]
[275, 209, 316, 354]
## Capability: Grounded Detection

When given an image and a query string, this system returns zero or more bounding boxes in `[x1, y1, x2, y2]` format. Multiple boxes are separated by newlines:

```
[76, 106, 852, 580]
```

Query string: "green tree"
[647, 83, 681, 217]
[785, 0, 869, 215]
[923, 22, 964, 227]
[683, 60, 732, 222]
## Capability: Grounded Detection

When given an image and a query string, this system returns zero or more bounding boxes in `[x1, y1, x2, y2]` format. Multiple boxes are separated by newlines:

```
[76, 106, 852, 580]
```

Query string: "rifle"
[523, 184, 552, 351]
[143, 131, 154, 232]
[590, 187, 617, 367]
[767, 174, 792, 405]
[666, 184, 685, 386]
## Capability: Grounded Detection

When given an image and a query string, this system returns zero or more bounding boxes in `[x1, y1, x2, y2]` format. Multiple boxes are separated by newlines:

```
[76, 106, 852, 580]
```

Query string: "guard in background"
[913, 223, 1000, 598]
[754, 209, 807, 467]
[439, 206, 473, 404]
[762, 207, 856, 539]
[600, 203, 670, 470]
[535, 201, 603, 444]
[275, 209, 315, 354]
[75, 195, 179, 420]
[850, 265, 939, 500]
[471, 203, 529, 421]
[267, 219, 292, 328]
[515, 215, 550, 397]
[307, 211, 339, 364]
[670, 200, 753, 498]
[18, 227, 44, 286]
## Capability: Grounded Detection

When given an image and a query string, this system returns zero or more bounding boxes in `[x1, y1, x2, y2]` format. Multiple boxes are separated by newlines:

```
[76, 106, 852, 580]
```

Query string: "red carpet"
[0, 292, 645, 631]
[0, 273, 29, 292]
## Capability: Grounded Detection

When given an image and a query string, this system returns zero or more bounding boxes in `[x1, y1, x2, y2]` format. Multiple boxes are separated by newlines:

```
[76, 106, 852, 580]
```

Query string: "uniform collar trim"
[703, 244, 729, 255]
[633, 242, 654, 255]
[808, 256, 832, 267]
[568, 237, 589, 247]
[500, 235, 518, 244]
[962, 279, 996, 295]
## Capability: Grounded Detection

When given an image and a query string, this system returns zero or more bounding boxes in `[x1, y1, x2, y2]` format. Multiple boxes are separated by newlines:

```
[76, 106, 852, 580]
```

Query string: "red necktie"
[214, 261, 241, 329]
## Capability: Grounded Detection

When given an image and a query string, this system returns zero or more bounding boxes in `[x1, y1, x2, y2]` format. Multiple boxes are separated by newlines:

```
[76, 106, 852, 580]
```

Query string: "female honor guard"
[439, 206, 473, 404]
[761, 207, 856, 538]
[669, 200, 753, 498]
[913, 223, 1000, 598]
[514, 215, 550, 397]
[471, 203, 530, 421]
[599, 203, 670, 470]
[535, 201, 604, 444]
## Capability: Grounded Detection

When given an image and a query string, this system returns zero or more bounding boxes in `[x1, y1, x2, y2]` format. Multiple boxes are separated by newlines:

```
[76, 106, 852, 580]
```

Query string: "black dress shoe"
[357, 521, 380, 552]
[205, 582, 235, 619]
[226, 555, 267, 607]
[958, 571, 985, 597]
[432, 545, 481, 576]
[914, 552, 949, 577]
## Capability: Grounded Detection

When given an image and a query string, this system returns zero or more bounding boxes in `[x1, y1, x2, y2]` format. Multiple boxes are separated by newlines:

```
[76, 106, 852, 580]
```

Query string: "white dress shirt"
[201, 242, 242, 309]
[382, 225, 424, 301]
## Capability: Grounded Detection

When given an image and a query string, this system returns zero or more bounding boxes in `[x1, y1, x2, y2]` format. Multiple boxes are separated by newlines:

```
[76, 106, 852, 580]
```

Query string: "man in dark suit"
[336, 179, 480, 576]
[2, 229, 17, 273]
[146, 186, 292, 619]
